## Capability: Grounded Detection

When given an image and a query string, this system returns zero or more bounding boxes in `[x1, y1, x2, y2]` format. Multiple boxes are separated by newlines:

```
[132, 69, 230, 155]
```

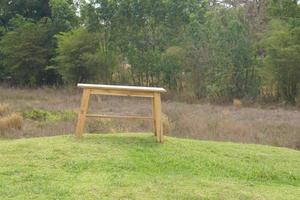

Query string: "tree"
[49, 0, 78, 32]
[54, 28, 118, 84]
[263, 20, 300, 104]
[0, 0, 51, 28]
[161, 46, 184, 90]
[0, 16, 52, 86]
[259, 0, 300, 104]
[80, 0, 206, 88]
[184, 8, 258, 102]
[0, 0, 299, 105]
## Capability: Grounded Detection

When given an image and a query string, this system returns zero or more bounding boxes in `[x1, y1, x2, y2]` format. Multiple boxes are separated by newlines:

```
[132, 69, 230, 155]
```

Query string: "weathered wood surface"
[75, 89, 91, 138]
[78, 83, 166, 93]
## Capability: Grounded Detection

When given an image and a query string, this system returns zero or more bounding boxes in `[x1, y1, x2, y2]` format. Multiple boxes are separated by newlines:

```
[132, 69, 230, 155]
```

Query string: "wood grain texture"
[154, 92, 163, 143]
[75, 88, 91, 138]
[152, 97, 157, 136]
[86, 114, 153, 120]
[90, 88, 155, 98]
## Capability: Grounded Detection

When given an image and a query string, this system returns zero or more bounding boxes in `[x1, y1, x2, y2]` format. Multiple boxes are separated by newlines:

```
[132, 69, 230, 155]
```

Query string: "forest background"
[0, 0, 300, 105]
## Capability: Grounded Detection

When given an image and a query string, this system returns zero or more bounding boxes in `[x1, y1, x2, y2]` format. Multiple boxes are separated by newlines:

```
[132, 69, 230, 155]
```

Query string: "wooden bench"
[75, 84, 167, 143]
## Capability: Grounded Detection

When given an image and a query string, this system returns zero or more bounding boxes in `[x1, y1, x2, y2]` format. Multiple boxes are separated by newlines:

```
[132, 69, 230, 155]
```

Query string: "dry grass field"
[0, 86, 299, 150]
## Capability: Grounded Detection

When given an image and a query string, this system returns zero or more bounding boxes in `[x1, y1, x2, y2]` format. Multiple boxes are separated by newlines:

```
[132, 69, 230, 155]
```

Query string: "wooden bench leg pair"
[75, 88, 164, 143]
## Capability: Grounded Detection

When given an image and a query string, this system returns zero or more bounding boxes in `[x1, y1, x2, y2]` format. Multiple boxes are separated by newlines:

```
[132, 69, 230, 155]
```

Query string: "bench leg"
[151, 97, 157, 136]
[75, 89, 91, 138]
[154, 93, 163, 143]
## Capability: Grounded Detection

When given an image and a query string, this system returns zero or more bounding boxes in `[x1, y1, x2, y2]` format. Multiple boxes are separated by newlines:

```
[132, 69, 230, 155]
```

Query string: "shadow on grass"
[74, 133, 163, 148]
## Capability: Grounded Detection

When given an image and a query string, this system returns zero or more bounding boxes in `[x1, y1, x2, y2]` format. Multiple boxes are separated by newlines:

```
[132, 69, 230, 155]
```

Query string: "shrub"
[0, 16, 53, 86]
[23, 109, 75, 122]
[233, 99, 242, 108]
[55, 28, 118, 84]
[0, 113, 23, 134]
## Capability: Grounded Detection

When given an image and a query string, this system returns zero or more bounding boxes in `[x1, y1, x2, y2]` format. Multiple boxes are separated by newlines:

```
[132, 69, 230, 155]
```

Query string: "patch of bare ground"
[0, 86, 299, 149]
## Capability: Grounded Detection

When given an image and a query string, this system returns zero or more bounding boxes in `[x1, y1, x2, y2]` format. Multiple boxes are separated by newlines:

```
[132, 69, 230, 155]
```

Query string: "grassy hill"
[0, 133, 299, 200]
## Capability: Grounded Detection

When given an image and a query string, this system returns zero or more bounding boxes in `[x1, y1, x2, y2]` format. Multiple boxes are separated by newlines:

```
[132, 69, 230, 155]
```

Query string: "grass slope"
[0, 133, 299, 200]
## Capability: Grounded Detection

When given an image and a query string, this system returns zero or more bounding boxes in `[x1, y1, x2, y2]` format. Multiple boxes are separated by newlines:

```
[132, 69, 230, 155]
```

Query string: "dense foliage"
[0, 0, 299, 104]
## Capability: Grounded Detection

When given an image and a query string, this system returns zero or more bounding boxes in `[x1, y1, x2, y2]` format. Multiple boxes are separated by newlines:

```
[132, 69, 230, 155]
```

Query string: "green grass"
[0, 133, 299, 200]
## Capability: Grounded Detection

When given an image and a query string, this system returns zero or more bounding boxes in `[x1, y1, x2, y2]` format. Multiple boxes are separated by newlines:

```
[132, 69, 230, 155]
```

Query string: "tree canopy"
[0, 0, 300, 104]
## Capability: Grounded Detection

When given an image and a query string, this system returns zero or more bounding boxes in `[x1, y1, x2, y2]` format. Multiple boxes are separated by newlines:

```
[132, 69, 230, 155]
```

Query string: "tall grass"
[0, 86, 299, 149]
[0, 113, 23, 134]
[0, 103, 9, 116]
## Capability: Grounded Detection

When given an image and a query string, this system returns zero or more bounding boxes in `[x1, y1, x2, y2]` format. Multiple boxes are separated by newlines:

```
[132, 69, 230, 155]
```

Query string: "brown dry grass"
[0, 86, 299, 149]
[233, 99, 242, 108]
[0, 103, 9, 116]
[0, 113, 23, 135]
[165, 102, 300, 149]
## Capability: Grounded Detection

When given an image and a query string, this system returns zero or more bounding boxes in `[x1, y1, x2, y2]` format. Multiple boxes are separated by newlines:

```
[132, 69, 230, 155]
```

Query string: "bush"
[0, 16, 53, 86]
[233, 99, 242, 109]
[23, 109, 75, 122]
[0, 113, 23, 134]
[55, 28, 118, 84]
